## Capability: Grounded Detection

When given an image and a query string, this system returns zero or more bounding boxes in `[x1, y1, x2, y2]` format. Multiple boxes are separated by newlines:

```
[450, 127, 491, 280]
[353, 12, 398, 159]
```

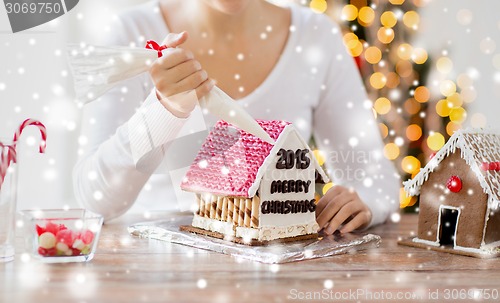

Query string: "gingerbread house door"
[438, 205, 460, 247]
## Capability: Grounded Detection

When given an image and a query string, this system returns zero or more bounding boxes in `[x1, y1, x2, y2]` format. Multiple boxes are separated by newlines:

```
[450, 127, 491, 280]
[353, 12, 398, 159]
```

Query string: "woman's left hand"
[315, 185, 372, 235]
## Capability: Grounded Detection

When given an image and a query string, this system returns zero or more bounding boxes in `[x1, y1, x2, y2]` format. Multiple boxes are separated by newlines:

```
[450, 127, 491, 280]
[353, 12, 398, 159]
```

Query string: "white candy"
[39, 232, 56, 249]
[56, 242, 69, 252]
[72, 239, 85, 250]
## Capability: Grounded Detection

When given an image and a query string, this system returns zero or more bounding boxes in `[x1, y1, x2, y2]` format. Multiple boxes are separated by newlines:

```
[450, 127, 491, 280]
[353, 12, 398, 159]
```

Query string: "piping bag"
[67, 41, 275, 144]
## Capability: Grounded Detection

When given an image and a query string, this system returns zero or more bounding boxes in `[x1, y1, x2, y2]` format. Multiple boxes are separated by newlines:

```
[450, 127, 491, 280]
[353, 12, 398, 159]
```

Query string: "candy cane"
[12, 119, 47, 155]
[0, 143, 15, 190]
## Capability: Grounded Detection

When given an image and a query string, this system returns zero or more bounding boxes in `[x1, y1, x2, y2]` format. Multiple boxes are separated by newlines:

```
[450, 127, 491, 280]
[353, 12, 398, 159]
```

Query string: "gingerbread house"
[180, 120, 329, 244]
[403, 129, 500, 257]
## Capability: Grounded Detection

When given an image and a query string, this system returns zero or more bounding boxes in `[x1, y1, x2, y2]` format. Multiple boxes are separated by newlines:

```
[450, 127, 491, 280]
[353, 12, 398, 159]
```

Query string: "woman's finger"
[316, 191, 353, 230]
[163, 31, 188, 48]
[324, 201, 363, 235]
[339, 211, 371, 234]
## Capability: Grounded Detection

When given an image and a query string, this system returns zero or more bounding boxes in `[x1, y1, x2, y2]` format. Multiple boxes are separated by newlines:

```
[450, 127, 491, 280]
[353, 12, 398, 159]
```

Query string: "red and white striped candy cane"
[12, 119, 47, 156]
[0, 143, 15, 190]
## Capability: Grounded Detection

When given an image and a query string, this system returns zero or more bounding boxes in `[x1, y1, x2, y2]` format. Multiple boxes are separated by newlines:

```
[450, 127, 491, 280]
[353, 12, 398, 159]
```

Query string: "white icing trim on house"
[403, 128, 500, 211]
[192, 215, 235, 237]
[412, 237, 440, 247]
[453, 245, 495, 255]
[235, 227, 259, 241]
[192, 215, 319, 242]
[236, 221, 319, 241]
[483, 240, 500, 249]
[257, 221, 319, 241]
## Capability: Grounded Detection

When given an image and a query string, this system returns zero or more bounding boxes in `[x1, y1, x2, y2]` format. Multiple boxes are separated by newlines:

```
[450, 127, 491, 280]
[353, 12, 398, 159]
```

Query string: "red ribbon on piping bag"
[145, 40, 168, 58]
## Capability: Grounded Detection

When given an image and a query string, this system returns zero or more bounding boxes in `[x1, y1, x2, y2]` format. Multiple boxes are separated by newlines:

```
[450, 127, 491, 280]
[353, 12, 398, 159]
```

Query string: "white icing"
[482, 240, 500, 249]
[235, 227, 259, 241]
[404, 128, 500, 212]
[454, 245, 499, 255]
[412, 237, 440, 246]
[258, 221, 319, 241]
[192, 215, 318, 242]
[192, 215, 235, 237]
[258, 129, 317, 227]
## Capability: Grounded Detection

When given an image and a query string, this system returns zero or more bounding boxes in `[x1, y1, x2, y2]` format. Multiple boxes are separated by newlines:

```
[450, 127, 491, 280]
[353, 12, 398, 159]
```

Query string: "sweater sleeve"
[312, 22, 400, 228]
[72, 14, 187, 221]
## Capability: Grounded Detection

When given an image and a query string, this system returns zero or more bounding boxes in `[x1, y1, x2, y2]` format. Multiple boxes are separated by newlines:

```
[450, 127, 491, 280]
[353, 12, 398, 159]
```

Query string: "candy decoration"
[36, 222, 95, 257]
[12, 119, 47, 155]
[145, 40, 168, 58]
[480, 161, 500, 171]
[0, 119, 47, 190]
[429, 152, 437, 159]
[0, 144, 16, 190]
[39, 232, 56, 249]
[446, 176, 462, 193]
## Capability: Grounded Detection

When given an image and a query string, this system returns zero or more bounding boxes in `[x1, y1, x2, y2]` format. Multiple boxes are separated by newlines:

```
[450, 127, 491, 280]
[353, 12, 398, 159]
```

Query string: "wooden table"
[2, 213, 500, 303]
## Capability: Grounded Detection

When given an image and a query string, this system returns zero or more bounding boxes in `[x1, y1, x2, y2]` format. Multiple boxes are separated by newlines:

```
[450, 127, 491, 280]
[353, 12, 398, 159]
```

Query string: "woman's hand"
[316, 185, 372, 235]
[150, 31, 214, 118]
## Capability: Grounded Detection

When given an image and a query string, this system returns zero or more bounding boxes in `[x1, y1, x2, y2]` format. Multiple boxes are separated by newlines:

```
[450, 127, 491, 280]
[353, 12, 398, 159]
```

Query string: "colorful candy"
[36, 221, 95, 257]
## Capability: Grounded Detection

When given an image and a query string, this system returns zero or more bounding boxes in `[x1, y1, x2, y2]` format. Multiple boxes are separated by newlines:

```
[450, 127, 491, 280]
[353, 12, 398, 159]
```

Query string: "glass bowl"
[20, 209, 103, 263]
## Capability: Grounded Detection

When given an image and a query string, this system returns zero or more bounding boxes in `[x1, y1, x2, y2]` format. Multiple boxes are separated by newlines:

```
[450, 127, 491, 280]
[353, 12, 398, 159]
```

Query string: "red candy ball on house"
[446, 176, 462, 193]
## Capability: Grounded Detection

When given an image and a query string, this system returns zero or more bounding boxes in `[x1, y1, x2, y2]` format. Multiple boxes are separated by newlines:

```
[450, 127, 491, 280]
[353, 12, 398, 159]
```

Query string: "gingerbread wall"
[418, 149, 488, 248]
[484, 207, 500, 245]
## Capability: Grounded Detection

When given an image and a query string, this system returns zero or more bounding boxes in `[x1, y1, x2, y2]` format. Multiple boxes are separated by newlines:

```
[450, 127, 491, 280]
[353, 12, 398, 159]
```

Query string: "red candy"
[80, 230, 94, 245]
[56, 229, 75, 245]
[36, 225, 45, 236]
[44, 221, 60, 235]
[36, 222, 95, 257]
[446, 176, 462, 193]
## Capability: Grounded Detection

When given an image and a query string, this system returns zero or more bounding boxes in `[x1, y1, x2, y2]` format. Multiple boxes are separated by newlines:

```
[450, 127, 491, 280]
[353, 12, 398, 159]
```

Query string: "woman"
[73, 0, 399, 234]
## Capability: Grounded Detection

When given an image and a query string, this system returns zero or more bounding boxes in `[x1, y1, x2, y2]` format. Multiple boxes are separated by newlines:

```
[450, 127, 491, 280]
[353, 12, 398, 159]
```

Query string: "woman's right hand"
[150, 31, 214, 118]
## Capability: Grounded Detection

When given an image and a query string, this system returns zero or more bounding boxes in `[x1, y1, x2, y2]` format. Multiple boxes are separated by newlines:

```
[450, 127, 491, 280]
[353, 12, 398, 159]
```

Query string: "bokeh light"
[427, 132, 445, 151]
[380, 11, 398, 27]
[313, 149, 326, 166]
[401, 156, 421, 174]
[364, 46, 382, 64]
[406, 124, 422, 141]
[449, 107, 467, 123]
[374, 97, 391, 114]
[446, 122, 461, 136]
[403, 11, 420, 28]
[436, 57, 453, 74]
[436, 99, 452, 117]
[389, 0, 405, 5]
[397, 43, 413, 60]
[370, 72, 387, 89]
[379, 123, 389, 138]
[322, 182, 334, 195]
[411, 48, 428, 64]
[414, 86, 430, 103]
[384, 143, 400, 160]
[309, 0, 327, 14]
[400, 187, 417, 208]
[342, 4, 358, 21]
[358, 6, 375, 25]
[439, 80, 457, 97]
[377, 27, 395, 44]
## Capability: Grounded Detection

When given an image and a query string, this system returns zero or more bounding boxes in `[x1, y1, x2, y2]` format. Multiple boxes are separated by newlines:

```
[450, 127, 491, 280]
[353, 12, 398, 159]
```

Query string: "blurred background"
[0, 0, 499, 212]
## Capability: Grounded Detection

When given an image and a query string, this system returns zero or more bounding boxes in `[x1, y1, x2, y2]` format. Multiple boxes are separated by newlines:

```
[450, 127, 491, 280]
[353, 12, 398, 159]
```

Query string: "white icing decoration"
[191, 215, 318, 241]
[404, 129, 500, 247]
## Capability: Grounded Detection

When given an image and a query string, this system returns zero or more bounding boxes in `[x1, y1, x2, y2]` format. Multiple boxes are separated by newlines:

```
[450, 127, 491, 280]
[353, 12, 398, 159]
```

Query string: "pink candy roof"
[181, 120, 290, 197]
